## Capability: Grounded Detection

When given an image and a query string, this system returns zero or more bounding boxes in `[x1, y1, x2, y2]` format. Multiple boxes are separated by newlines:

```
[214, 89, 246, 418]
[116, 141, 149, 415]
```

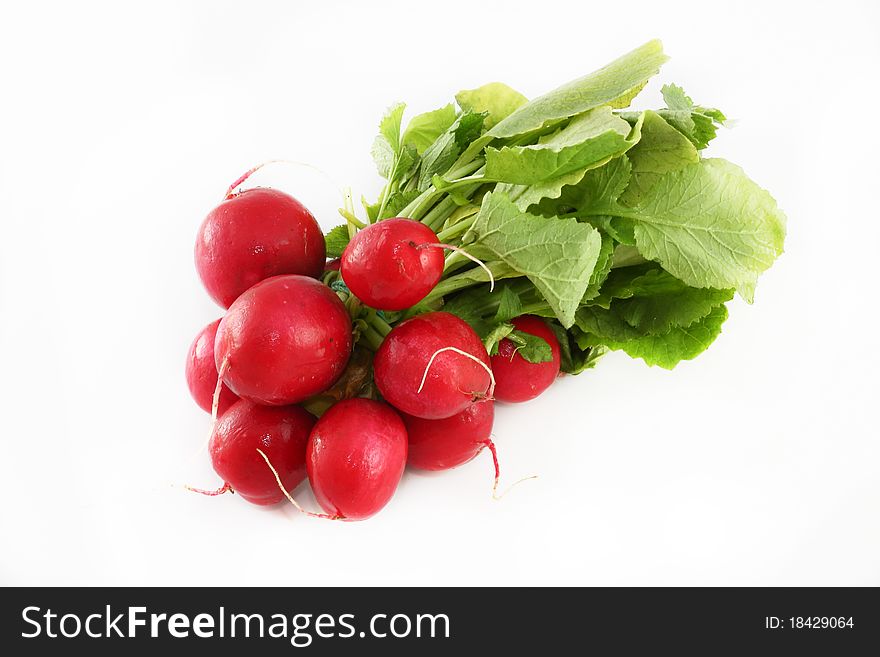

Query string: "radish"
[340, 218, 445, 311]
[208, 399, 315, 505]
[491, 315, 561, 403]
[306, 398, 408, 520]
[185, 319, 239, 415]
[195, 187, 325, 308]
[401, 401, 494, 471]
[401, 401, 533, 500]
[215, 275, 352, 406]
[373, 311, 493, 419]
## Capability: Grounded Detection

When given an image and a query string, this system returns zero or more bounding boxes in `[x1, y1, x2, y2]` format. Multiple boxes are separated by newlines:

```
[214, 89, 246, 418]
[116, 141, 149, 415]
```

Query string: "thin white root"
[483, 439, 538, 501]
[211, 356, 229, 425]
[417, 347, 496, 399]
[494, 474, 539, 500]
[419, 243, 495, 292]
[197, 356, 230, 456]
[185, 482, 233, 497]
[256, 449, 340, 520]
[224, 159, 342, 202]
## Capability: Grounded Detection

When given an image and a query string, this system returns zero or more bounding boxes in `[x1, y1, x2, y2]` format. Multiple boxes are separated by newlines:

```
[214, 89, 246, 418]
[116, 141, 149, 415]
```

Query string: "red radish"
[209, 399, 315, 505]
[195, 187, 325, 308]
[185, 319, 239, 415]
[491, 315, 561, 403]
[340, 218, 444, 310]
[373, 311, 493, 419]
[401, 402, 533, 500]
[402, 401, 494, 471]
[306, 398, 408, 520]
[215, 275, 352, 406]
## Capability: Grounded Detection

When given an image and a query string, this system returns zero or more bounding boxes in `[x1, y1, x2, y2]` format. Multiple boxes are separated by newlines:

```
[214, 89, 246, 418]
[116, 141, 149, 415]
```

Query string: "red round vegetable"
[185, 319, 239, 415]
[215, 275, 353, 406]
[491, 315, 561, 403]
[340, 218, 444, 310]
[374, 311, 492, 419]
[195, 188, 325, 308]
[402, 400, 494, 471]
[306, 398, 408, 521]
[209, 399, 315, 506]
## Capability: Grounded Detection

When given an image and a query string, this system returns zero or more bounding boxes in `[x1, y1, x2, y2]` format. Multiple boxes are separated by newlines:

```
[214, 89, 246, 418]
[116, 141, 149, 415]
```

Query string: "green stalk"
[426, 180, 487, 231]
[375, 177, 399, 222]
[343, 188, 360, 239]
[338, 208, 367, 229]
[344, 292, 362, 318]
[445, 159, 486, 183]
[364, 309, 393, 337]
[421, 261, 517, 306]
[359, 325, 385, 351]
[436, 213, 478, 242]
[398, 159, 485, 220]
[421, 197, 458, 232]
[442, 251, 468, 275]
[433, 172, 487, 192]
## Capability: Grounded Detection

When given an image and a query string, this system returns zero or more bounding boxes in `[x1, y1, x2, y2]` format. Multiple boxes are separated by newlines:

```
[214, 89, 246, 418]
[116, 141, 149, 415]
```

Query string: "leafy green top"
[323, 40, 785, 372]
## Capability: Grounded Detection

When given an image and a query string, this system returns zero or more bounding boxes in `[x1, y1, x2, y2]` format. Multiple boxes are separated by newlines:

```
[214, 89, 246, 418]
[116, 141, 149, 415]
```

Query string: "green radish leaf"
[403, 104, 457, 154]
[578, 304, 729, 369]
[613, 270, 733, 335]
[454, 40, 667, 166]
[607, 80, 648, 109]
[456, 82, 528, 130]
[657, 83, 726, 150]
[418, 111, 486, 190]
[464, 192, 602, 328]
[493, 285, 524, 323]
[576, 264, 732, 368]
[550, 322, 606, 374]
[481, 322, 553, 363]
[589, 262, 658, 308]
[534, 155, 633, 218]
[619, 110, 699, 205]
[443, 293, 492, 330]
[371, 102, 406, 179]
[324, 224, 351, 258]
[626, 158, 786, 300]
[485, 107, 640, 184]
[483, 322, 515, 355]
[487, 40, 667, 140]
[583, 266, 733, 334]
[507, 329, 553, 363]
[586, 215, 636, 245]
[619, 85, 725, 151]
[496, 166, 592, 212]
[582, 232, 615, 302]
[546, 156, 785, 301]
[575, 306, 644, 343]
[578, 343, 607, 371]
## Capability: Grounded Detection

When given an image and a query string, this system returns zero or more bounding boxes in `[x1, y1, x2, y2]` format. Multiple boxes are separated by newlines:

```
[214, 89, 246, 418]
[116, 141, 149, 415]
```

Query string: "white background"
[1, 0, 878, 586]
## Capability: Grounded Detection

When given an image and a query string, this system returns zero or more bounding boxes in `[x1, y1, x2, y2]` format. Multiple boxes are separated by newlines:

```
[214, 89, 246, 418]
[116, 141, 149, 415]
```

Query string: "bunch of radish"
[185, 171, 550, 521]
[184, 42, 787, 520]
